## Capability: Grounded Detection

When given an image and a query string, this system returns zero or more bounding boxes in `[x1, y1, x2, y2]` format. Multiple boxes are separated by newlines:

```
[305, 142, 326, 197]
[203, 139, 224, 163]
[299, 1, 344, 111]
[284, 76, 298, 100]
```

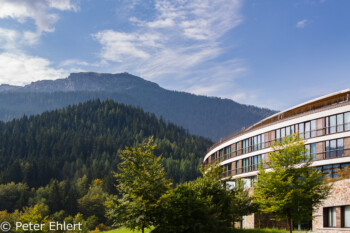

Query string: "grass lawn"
[232, 228, 288, 233]
[102, 227, 153, 233]
[103, 227, 310, 233]
[232, 229, 310, 233]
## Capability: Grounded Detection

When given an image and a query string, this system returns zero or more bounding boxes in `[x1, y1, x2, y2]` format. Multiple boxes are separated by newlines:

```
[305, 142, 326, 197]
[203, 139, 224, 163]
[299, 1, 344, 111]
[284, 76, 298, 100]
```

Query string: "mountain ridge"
[0, 72, 276, 140]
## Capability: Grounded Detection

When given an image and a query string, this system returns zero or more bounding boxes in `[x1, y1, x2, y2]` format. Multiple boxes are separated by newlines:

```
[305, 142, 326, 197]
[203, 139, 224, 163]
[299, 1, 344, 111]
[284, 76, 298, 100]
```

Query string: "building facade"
[203, 89, 350, 231]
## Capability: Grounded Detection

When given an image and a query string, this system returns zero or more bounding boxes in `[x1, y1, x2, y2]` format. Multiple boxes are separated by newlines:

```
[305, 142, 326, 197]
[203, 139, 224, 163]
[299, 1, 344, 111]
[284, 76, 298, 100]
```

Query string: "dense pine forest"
[0, 100, 213, 229]
[0, 99, 212, 189]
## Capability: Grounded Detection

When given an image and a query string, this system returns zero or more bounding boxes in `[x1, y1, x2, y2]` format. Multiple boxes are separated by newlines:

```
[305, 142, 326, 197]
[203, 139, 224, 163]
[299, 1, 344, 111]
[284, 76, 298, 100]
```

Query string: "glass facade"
[325, 138, 344, 159]
[205, 109, 350, 182]
[316, 163, 350, 179]
[326, 112, 350, 134]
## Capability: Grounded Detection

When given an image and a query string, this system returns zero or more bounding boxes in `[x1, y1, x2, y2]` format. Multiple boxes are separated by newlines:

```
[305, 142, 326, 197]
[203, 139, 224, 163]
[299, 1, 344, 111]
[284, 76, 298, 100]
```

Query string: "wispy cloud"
[0, 0, 79, 33]
[296, 19, 308, 28]
[93, 0, 244, 95]
[0, 28, 39, 51]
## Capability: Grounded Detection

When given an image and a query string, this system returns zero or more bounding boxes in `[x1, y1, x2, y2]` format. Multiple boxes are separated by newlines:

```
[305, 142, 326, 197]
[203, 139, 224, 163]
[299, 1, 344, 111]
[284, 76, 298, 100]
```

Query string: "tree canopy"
[253, 134, 331, 233]
[106, 138, 171, 233]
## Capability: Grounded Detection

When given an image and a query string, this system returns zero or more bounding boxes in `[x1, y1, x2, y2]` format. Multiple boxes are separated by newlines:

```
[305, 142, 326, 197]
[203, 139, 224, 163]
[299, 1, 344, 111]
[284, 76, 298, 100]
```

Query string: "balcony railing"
[220, 148, 350, 178]
[206, 122, 350, 165]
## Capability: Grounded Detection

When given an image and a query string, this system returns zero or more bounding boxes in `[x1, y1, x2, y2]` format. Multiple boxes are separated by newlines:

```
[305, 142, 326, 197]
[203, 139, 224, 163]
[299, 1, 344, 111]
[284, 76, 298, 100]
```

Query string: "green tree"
[253, 134, 331, 233]
[78, 179, 108, 223]
[106, 137, 171, 233]
[0, 182, 30, 212]
[229, 178, 258, 226]
[18, 204, 50, 233]
[154, 163, 256, 233]
[201, 162, 257, 225]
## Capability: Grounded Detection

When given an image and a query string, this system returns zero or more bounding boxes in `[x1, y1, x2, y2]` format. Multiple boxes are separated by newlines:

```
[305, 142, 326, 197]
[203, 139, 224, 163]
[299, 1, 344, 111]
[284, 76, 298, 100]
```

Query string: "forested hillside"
[0, 72, 276, 140]
[0, 99, 212, 190]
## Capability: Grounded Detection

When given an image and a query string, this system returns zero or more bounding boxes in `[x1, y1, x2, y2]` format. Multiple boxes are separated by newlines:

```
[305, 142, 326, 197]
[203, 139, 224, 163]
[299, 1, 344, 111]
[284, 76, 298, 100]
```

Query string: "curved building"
[203, 89, 350, 231]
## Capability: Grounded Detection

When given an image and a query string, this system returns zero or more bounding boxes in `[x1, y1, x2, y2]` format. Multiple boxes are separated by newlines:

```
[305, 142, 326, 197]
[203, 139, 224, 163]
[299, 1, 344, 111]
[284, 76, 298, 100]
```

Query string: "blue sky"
[0, 0, 349, 110]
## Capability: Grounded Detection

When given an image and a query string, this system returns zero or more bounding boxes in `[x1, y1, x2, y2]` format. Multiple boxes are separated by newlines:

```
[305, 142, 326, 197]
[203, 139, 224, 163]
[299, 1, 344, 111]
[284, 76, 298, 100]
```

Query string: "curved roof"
[247, 89, 350, 131]
[207, 89, 350, 153]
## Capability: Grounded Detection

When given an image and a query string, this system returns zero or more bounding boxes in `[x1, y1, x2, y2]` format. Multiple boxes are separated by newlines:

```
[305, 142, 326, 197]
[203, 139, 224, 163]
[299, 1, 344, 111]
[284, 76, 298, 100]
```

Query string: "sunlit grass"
[102, 227, 309, 233]
[232, 229, 288, 233]
[102, 227, 153, 233]
[232, 228, 309, 233]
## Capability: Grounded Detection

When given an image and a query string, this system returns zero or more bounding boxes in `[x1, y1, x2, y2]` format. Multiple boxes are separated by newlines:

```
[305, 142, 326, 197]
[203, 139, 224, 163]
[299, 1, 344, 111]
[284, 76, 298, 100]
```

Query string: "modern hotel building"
[203, 89, 350, 232]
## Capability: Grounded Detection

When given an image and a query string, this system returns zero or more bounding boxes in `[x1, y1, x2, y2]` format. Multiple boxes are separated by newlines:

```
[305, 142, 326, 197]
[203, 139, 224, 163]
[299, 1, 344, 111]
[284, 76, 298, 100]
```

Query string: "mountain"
[0, 99, 212, 188]
[0, 72, 276, 140]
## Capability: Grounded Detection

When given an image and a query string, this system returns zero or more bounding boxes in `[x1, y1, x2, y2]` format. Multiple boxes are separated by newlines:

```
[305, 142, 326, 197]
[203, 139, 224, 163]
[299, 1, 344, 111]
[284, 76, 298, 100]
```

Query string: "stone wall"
[313, 179, 350, 232]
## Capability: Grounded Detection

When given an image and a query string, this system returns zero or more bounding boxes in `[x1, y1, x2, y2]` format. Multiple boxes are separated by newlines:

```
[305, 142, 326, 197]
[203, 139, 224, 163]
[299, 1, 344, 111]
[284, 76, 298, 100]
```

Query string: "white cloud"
[93, 30, 163, 61]
[0, 52, 67, 85]
[0, 0, 78, 33]
[296, 19, 308, 28]
[182, 59, 247, 97]
[0, 0, 80, 86]
[147, 18, 174, 28]
[0, 27, 41, 51]
[94, 0, 244, 88]
[59, 59, 91, 67]
[0, 28, 19, 50]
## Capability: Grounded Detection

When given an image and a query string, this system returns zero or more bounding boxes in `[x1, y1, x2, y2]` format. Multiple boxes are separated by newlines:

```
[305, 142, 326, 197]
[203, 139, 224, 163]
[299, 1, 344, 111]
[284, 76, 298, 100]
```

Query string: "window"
[242, 157, 251, 173]
[235, 161, 239, 175]
[286, 126, 291, 136]
[242, 154, 264, 173]
[253, 136, 258, 151]
[211, 154, 216, 163]
[311, 120, 317, 137]
[242, 138, 252, 154]
[236, 143, 239, 156]
[337, 114, 344, 132]
[326, 113, 347, 134]
[224, 145, 232, 159]
[251, 154, 263, 171]
[224, 164, 232, 177]
[317, 163, 344, 178]
[344, 206, 350, 228]
[261, 134, 265, 149]
[276, 129, 281, 142]
[324, 205, 350, 228]
[310, 143, 316, 160]
[281, 128, 286, 139]
[242, 178, 252, 188]
[338, 139, 344, 157]
[219, 149, 224, 161]
[325, 138, 344, 159]
[305, 122, 311, 138]
[330, 115, 336, 134]
[241, 134, 266, 154]
[327, 207, 337, 227]
[299, 123, 304, 138]
[305, 143, 316, 160]
[345, 112, 350, 131]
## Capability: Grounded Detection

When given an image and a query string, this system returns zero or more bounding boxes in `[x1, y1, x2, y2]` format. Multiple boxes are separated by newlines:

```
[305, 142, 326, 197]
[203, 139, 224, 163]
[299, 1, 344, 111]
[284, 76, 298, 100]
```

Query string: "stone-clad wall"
[313, 179, 350, 232]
